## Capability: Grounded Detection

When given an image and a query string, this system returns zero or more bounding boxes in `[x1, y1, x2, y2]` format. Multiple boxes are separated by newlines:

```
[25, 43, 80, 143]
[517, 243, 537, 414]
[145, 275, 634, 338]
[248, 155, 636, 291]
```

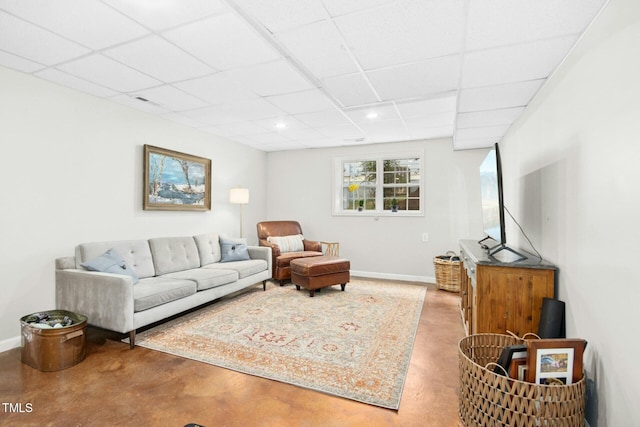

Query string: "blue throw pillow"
[80, 248, 139, 284]
[219, 237, 250, 263]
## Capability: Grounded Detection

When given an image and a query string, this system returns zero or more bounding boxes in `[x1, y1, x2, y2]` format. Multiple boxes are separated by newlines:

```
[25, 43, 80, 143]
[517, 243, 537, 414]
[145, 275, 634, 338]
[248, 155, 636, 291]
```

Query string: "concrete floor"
[0, 280, 465, 427]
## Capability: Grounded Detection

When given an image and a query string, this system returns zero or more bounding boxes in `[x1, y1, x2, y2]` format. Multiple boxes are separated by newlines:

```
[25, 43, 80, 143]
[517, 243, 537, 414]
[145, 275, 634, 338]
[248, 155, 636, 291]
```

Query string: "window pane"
[342, 160, 376, 211]
[382, 158, 420, 211]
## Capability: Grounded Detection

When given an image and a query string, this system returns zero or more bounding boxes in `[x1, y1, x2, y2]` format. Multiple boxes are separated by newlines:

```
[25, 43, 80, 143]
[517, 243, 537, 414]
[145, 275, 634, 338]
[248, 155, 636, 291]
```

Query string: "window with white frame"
[333, 152, 424, 216]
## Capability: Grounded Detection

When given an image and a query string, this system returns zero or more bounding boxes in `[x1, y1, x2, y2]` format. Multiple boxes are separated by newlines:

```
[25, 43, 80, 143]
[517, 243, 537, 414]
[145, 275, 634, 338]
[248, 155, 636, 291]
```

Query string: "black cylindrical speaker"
[538, 297, 565, 338]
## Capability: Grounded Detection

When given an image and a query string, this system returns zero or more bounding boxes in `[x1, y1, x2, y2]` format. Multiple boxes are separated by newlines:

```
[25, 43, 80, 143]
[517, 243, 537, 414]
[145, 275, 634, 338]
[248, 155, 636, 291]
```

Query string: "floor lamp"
[229, 187, 249, 238]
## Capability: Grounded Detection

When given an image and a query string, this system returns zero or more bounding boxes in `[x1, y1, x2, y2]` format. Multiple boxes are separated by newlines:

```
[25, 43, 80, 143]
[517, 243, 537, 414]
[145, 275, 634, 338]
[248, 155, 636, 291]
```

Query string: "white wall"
[0, 67, 267, 348]
[266, 138, 487, 281]
[501, 0, 640, 425]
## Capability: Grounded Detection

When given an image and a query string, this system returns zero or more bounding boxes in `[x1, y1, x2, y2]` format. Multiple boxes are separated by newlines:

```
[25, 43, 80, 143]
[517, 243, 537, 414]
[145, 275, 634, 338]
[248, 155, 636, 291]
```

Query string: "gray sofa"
[55, 233, 271, 348]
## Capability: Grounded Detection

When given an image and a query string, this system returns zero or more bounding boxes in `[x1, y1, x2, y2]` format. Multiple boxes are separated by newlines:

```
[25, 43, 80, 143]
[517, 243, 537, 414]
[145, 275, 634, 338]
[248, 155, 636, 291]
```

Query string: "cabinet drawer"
[461, 252, 477, 284]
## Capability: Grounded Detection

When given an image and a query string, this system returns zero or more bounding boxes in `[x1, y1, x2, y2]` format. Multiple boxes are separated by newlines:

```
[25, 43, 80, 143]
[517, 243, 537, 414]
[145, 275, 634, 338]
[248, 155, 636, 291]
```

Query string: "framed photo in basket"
[526, 339, 587, 385]
[510, 354, 528, 381]
[493, 344, 527, 377]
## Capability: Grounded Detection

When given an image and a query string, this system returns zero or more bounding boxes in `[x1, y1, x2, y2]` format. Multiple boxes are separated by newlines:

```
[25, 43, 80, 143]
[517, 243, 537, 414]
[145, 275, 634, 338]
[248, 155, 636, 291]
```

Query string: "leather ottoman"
[290, 255, 350, 297]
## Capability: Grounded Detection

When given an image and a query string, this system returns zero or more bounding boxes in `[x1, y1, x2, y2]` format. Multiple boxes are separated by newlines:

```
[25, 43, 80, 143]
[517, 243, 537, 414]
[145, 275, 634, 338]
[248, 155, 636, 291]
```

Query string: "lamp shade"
[230, 188, 249, 204]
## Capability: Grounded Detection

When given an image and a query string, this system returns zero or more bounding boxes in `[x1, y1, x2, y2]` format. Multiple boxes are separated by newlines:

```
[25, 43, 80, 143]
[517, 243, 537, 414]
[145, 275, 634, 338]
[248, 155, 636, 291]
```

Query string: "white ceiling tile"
[0, 50, 44, 73]
[259, 140, 311, 151]
[102, 0, 228, 31]
[462, 36, 578, 88]
[322, 0, 396, 18]
[110, 94, 169, 114]
[316, 124, 365, 140]
[455, 125, 510, 140]
[0, 11, 90, 65]
[358, 118, 408, 138]
[322, 73, 379, 107]
[175, 72, 258, 104]
[227, 60, 315, 96]
[213, 121, 270, 137]
[456, 107, 526, 129]
[57, 54, 162, 92]
[466, 0, 607, 51]
[343, 103, 399, 124]
[276, 20, 359, 79]
[459, 79, 545, 112]
[183, 98, 284, 126]
[232, 0, 329, 33]
[103, 36, 213, 83]
[161, 113, 208, 128]
[242, 132, 292, 144]
[367, 55, 461, 101]
[163, 12, 280, 70]
[407, 125, 454, 140]
[131, 85, 209, 111]
[335, 0, 465, 70]
[181, 106, 240, 126]
[34, 68, 118, 98]
[404, 111, 456, 129]
[0, 0, 149, 50]
[265, 89, 337, 114]
[395, 94, 457, 118]
[294, 109, 352, 128]
[0, 1, 604, 152]
[252, 116, 309, 132]
[280, 127, 326, 141]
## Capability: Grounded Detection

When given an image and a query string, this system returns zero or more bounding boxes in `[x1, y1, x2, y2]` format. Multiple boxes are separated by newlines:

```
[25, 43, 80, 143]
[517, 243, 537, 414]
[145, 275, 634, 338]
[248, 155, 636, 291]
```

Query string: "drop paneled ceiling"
[0, 0, 607, 151]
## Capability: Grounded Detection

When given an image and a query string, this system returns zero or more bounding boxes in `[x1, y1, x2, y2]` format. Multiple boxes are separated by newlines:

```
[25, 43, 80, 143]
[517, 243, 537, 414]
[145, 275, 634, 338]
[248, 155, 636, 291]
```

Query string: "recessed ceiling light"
[366, 112, 378, 120]
[275, 122, 287, 130]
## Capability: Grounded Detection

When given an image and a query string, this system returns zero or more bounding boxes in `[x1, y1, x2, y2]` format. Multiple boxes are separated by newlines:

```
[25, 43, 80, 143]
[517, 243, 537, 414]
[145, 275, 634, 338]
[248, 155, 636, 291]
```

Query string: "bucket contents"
[23, 312, 74, 329]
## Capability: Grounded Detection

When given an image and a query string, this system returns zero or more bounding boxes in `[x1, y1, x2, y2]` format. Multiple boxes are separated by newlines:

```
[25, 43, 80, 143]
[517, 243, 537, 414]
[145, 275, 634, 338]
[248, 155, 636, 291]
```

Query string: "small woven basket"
[458, 334, 586, 427]
[434, 250, 461, 292]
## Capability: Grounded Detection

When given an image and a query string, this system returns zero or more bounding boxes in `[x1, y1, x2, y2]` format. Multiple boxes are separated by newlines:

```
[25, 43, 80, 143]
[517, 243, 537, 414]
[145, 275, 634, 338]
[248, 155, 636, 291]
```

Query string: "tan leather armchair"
[256, 220, 323, 285]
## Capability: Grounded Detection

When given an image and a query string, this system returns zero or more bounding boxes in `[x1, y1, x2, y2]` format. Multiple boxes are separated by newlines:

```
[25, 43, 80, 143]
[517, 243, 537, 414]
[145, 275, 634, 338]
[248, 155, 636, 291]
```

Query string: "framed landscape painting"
[143, 144, 211, 211]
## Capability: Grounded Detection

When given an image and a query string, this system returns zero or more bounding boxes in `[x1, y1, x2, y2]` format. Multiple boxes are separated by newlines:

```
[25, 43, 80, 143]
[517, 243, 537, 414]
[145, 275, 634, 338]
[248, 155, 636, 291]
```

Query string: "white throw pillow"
[267, 234, 304, 253]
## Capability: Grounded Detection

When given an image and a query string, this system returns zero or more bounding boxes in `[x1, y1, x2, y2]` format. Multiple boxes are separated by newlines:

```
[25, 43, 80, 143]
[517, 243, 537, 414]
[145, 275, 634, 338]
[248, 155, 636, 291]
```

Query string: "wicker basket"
[434, 250, 461, 292]
[458, 334, 586, 427]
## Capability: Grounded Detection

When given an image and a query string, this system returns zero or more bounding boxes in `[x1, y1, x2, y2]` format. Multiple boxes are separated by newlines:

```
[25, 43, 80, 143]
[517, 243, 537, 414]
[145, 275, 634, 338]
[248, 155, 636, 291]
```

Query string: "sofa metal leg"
[341, 283, 346, 291]
[262, 280, 266, 291]
[129, 330, 136, 349]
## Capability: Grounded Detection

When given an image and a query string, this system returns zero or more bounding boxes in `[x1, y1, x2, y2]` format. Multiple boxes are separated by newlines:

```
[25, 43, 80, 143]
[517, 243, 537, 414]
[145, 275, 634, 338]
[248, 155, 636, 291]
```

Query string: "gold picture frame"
[143, 145, 211, 211]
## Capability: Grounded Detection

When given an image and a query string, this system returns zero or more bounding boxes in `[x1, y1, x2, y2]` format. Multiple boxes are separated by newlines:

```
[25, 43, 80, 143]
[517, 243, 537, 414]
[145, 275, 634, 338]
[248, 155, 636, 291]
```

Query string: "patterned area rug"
[130, 279, 426, 409]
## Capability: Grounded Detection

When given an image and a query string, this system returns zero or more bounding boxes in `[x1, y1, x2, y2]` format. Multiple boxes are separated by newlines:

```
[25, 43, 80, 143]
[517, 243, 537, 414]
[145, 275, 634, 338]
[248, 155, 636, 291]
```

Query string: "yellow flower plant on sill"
[348, 183, 359, 192]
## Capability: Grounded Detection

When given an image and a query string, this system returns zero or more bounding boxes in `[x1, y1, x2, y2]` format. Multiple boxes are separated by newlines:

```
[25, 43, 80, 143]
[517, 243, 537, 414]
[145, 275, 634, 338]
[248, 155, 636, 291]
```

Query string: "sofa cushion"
[80, 248, 139, 284]
[149, 236, 200, 275]
[163, 268, 238, 291]
[133, 278, 197, 312]
[76, 240, 155, 279]
[267, 234, 304, 253]
[193, 233, 221, 265]
[204, 259, 268, 279]
[219, 237, 250, 262]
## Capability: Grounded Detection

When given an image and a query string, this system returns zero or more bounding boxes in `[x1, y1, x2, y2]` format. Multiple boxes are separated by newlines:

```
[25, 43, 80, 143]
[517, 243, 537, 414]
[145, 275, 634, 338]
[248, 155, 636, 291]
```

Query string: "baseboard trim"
[0, 335, 21, 353]
[351, 270, 435, 284]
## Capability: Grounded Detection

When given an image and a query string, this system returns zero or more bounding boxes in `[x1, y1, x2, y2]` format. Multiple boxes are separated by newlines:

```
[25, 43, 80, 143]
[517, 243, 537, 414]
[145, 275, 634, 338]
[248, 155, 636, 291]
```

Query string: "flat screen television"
[478, 143, 526, 261]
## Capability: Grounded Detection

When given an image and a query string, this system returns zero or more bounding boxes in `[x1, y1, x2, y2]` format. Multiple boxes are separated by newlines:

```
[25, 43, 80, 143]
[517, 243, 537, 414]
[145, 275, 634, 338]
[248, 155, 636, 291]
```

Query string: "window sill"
[332, 211, 424, 217]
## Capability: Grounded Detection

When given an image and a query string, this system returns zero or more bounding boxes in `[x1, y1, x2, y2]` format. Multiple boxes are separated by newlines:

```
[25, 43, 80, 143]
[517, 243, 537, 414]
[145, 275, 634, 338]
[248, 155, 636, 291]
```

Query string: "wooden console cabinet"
[459, 240, 556, 337]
